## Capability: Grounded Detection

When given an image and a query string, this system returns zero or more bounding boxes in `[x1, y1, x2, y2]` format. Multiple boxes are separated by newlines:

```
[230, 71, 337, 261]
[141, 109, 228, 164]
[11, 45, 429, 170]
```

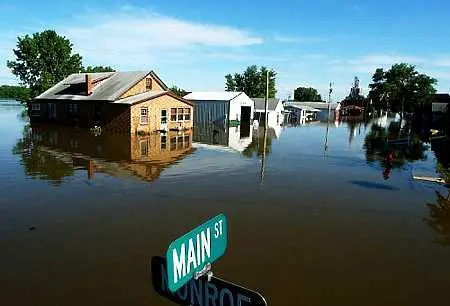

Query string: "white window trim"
[170, 108, 177, 122]
[140, 139, 149, 156]
[183, 107, 191, 121]
[160, 108, 168, 124]
[140, 107, 148, 125]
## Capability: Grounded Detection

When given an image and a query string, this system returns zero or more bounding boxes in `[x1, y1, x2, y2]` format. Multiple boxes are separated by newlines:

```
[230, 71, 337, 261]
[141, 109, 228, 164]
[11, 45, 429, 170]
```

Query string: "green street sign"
[166, 214, 228, 292]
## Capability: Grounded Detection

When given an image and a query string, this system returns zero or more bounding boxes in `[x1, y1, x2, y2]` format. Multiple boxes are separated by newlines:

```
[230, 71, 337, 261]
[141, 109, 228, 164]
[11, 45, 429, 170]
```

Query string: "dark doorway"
[241, 106, 251, 124]
[240, 123, 250, 138]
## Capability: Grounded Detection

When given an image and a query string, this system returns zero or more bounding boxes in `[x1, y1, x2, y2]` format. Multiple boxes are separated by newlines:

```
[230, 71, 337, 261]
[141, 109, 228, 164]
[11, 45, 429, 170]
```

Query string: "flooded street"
[1, 100, 450, 306]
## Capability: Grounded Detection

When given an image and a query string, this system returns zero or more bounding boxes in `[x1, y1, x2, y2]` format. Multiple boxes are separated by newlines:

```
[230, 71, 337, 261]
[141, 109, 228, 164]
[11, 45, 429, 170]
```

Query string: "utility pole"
[260, 70, 269, 185]
[324, 82, 333, 152]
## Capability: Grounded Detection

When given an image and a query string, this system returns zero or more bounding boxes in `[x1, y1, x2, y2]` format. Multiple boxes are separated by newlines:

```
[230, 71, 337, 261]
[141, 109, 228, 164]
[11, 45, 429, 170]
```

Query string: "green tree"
[368, 64, 437, 116]
[81, 65, 115, 73]
[0, 85, 31, 101]
[225, 65, 276, 98]
[7, 30, 83, 98]
[170, 85, 188, 97]
[293, 87, 323, 101]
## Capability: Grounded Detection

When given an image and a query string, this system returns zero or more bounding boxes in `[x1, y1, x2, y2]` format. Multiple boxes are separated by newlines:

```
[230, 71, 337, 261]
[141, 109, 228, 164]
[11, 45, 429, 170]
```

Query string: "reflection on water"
[193, 124, 253, 152]
[364, 120, 429, 170]
[3, 102, 450, 306]
[425, 190, 450, 246]
[12, 123, 194, 185]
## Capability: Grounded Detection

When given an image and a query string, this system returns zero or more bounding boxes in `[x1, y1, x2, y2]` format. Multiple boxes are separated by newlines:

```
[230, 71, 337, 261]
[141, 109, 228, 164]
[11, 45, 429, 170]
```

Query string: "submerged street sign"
[151, 256, 267, 306]
[166, 214, 228, 292]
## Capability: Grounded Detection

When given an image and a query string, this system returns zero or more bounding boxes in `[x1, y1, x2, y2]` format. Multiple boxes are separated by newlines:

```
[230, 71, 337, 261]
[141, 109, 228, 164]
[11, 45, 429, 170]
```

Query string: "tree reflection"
[425, 137, 450, 246]
[12, 124, 74, 186]
[364, 121, 429, 170]
[242, 130, 273, 158]
[424, 187, 450, 246]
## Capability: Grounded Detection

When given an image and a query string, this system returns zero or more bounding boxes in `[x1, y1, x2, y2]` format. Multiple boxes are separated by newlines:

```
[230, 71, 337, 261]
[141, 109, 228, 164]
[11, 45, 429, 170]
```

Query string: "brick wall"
[130, 94, 193, 134]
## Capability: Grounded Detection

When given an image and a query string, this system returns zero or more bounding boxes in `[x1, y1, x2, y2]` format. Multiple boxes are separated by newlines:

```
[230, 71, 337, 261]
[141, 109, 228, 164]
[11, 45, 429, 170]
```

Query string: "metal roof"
[284, 101, 340, 110]
[35, 71, 152, 101]
[251, 98, 281, 112]
[285, 104, 321, 112]
[184, 91, 243, 101]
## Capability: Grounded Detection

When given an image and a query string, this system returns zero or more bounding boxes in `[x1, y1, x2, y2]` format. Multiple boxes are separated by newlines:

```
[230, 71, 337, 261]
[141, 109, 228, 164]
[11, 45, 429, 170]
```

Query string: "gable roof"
[183, 91, 243, 101]
[34, 70, 168, 101]
[433, 93, 450, 103]
[251, 98, 281, 111]
[113, 90, 193, 106]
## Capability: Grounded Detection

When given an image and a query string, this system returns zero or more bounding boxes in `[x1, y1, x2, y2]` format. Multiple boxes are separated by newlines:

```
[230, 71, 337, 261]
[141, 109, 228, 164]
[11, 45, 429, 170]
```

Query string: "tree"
[368, 63, 437, 116]
[170, 85, 188, 97]
[293, 87, 323, 101]
[0, 85, 31, 101]
[225, 65, 276, 98]
[81, 66, 115, 73]
[7, 30, 83, 98]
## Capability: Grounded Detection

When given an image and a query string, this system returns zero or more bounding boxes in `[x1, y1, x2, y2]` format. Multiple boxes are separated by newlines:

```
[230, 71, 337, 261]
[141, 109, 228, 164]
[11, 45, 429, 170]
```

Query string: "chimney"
[85, 74, 93, 95]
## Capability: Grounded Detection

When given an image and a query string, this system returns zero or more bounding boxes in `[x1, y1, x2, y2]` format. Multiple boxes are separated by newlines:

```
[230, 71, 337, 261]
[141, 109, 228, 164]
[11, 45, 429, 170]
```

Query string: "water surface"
[1, 101, 449, 306]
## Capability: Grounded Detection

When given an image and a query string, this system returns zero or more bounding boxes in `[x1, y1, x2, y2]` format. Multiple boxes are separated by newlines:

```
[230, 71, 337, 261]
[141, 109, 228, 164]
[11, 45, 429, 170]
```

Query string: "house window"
[146, 78, 152, 90]
[184, 135, 190, 148]
[170, 137, 177, 151]
[161, 109, 167, 124]
[184, 108, 191, 121]
[140, 107, 148, 125]
[177, 136, 184, 149]
[140, 140, 149, 157]
[161, 135, 167, 150]
[177, 108, 184, 121]
[31, 103, 41, 116]
[67, 103, 79, 118]
[170, 108, 177, 121]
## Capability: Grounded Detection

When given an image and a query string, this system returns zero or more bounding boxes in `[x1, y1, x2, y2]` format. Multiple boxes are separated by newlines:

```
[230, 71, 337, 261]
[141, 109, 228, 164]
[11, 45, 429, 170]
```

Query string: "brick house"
[28, 71, 193, 134]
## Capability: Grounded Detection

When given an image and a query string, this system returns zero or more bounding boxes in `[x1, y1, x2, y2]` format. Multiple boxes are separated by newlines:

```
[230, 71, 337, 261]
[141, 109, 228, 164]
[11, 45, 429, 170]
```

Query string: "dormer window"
[146, 77, 152, 90]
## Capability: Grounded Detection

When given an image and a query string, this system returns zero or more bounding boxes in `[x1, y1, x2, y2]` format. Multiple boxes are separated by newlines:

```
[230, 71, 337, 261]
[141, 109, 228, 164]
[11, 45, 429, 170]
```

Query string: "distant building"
[432, 93, 450, 113]
[183, 92, 254, 126]
[28, 71, 193, 134]
[283, 101, 340, 121]
[251, 97, 284, 126]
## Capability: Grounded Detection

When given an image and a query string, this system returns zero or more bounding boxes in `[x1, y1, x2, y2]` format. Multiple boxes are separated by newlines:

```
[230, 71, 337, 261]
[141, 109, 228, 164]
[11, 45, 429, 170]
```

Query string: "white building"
[184, 92, 254, 126]
[251, 98, 284, 126]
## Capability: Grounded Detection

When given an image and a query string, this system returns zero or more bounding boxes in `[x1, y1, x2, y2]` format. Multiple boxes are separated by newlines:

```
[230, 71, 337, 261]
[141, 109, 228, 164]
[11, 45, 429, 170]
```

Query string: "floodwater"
[1, 100, 450, 306]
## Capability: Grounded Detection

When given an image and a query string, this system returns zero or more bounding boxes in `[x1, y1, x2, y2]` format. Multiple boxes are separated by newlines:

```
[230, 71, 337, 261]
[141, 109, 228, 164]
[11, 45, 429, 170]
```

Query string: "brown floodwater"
[1, 101, 449, 306]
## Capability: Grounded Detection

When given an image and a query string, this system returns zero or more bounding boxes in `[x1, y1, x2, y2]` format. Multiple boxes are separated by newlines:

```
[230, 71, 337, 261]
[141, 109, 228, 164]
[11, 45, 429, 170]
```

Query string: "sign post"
[151, 256, 267, 306]
[166, 214, 228, 292]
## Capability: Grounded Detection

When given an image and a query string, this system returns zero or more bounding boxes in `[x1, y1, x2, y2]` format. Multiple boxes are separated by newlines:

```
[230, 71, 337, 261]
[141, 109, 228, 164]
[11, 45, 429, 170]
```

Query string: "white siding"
[229, 93, 254, 122]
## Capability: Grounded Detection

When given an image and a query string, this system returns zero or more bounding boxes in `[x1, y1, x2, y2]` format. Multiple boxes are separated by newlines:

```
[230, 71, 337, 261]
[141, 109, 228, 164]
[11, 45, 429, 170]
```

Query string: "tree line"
[0, 85, 31, 101]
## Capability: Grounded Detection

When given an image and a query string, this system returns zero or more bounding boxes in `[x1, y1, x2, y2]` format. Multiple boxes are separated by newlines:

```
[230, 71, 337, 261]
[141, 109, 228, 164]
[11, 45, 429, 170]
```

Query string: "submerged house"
[283, 101, 340, 121]
[28, 71, 193, 134]
[183, 92, 254, 126]
[251, 98, 284, 126]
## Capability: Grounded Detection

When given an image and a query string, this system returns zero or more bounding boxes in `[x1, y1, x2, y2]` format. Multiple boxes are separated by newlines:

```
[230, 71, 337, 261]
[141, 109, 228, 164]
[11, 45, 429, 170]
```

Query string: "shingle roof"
[184, 91, 243, 101]
[113, 90, 168, 105]
[35, 71, 152, 101]
[251, 98, 280, 111]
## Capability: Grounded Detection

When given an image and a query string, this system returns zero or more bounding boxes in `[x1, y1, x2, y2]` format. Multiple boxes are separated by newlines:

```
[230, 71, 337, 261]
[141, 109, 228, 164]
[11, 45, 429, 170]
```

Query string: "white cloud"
[62, 8, 263, 68]
[273, 35, 325, 44]
[348, 54, 425, 66]
[431, 58, 450, 68]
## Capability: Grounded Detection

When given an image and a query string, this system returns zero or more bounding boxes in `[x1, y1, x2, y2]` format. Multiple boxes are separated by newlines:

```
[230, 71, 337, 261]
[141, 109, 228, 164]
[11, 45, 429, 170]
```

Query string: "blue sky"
[1, 0, 450, 100]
